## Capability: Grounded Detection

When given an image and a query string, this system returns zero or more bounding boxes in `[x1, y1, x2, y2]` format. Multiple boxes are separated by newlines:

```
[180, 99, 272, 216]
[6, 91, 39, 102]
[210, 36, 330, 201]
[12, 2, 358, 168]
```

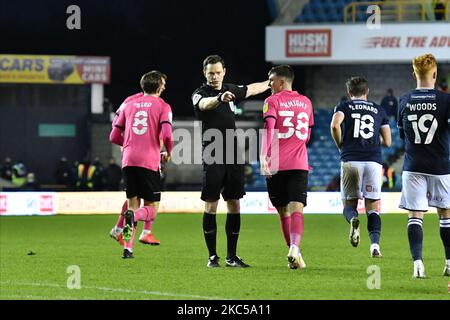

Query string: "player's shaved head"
[140, 70, 167, 94]
[346, 76, 368, 97]
[412, 53, 437, 80]
[268, 65, 295, 83]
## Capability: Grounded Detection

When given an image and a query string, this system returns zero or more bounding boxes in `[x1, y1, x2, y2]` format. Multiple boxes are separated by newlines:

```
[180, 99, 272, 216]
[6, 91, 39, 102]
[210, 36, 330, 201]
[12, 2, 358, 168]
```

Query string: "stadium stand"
[295, 0, 353, 23]
[294, 0, 449, 23]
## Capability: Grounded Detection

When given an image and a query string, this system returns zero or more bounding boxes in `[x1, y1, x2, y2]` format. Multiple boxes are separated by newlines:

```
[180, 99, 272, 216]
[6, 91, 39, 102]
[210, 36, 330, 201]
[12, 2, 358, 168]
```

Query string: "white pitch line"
[0, 287, 98, 300]
[0, 281, 230, 300]
[0, 293, 94, 300]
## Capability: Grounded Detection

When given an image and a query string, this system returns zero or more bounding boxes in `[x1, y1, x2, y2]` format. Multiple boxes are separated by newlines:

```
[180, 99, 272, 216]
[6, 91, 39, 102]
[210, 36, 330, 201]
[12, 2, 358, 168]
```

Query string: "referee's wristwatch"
[216, 93, 223, 102]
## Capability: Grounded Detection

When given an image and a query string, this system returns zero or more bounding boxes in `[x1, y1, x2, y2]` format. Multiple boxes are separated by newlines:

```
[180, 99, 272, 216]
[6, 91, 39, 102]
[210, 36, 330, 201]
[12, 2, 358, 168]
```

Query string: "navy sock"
[226, 213, 241, 259]
[367, 211, 381, 244]
[203, 212, 217, 257]
[343, 205, 358, 223]
[439, 218, 450, 259]
[407, 218, 423, 261]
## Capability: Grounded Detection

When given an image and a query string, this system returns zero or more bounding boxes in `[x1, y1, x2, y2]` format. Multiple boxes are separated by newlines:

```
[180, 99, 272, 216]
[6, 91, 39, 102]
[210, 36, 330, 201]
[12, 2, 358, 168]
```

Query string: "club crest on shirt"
[263, 103, 269, 113]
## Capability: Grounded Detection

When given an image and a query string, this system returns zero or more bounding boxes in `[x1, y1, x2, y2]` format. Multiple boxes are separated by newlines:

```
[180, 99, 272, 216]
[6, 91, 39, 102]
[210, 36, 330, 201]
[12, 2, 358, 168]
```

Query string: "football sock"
[226, 213, 241, 259]
[367, 210, 381, 245]
[115, 200, 128, 228]
[408, 217, 423, 261]
[203, 212, 217, 257]
[290, 211, 304, 247]
[439, 218, 450, 259]
[133, 207, 146, 221]
[343, 205, 358, 223]
[279, 215, 291, 247]
[141, 206, 156, 230]
[124, 226, 137, 251]
[134, 205, 155, 229]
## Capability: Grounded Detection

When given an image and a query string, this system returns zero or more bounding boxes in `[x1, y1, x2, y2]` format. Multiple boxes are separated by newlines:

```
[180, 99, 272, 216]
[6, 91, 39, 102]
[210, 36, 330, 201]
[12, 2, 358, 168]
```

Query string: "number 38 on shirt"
[277, 110, 310, 140]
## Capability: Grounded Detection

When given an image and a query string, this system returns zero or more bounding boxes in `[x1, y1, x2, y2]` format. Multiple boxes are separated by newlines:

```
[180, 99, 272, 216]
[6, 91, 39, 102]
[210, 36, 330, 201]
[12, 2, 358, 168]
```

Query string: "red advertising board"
[286, 29, 332, 57]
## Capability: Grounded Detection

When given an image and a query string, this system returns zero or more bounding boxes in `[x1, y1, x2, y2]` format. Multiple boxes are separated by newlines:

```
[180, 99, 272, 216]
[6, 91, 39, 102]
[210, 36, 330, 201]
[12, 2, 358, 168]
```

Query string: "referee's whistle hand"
[221, 91, 235, 102]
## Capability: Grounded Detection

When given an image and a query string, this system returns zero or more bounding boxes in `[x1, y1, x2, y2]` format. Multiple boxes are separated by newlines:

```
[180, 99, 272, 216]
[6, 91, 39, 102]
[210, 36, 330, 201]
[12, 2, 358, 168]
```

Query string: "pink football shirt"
[263, 90, 314, 171]
[114, 95, 172, 171]
[112, 92, 144, 129]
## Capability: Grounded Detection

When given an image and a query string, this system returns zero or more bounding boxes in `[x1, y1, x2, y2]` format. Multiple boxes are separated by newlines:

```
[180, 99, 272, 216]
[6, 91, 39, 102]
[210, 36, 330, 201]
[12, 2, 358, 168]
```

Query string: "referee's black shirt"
[192, 83, 248, 133]
[192, 83, 248, 164]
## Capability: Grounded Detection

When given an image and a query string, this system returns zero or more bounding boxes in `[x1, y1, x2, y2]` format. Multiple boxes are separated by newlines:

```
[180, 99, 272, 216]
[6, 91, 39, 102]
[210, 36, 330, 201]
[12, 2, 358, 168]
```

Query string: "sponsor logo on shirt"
[411, 94, 436, 100]
[229, 101, 236, 112]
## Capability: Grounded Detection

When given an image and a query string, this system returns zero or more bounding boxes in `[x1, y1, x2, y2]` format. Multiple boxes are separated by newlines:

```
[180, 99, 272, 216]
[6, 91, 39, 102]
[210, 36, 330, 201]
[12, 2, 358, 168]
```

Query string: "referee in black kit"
[192, 54, 269, 268]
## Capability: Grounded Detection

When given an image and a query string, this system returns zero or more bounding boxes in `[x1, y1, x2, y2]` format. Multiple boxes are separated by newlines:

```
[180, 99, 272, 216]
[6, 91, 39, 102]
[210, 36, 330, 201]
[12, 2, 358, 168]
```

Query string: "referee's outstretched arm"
[245, 80, 270, 98]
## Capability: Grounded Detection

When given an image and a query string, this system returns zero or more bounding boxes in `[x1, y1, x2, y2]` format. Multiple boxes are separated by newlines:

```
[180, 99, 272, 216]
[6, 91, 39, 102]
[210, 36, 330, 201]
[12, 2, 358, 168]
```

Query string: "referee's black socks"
[226, 213, 241, 259]
[203, 212, 217, 258]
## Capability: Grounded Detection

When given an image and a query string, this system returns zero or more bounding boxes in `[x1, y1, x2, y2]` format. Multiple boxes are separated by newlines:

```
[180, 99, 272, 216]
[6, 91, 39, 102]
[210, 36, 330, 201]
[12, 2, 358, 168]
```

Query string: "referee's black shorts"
[266, 170, 308, 208]
[201, 164, 245, 201]
[123, 166, 161, 202]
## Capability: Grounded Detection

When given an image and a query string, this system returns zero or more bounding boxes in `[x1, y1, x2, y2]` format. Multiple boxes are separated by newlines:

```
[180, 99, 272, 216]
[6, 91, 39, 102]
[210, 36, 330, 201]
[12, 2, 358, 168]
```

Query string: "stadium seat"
[356, 11, 367, 21]
[296, 12, 315, 23]
[303, 2, 314, 12]
[310, 1, 324, 11]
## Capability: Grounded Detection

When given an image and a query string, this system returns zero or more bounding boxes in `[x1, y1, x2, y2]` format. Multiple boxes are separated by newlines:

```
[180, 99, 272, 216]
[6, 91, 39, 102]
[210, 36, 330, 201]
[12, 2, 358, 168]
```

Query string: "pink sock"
[115, 200, 128, 228]
[279, 215, 291, 247]
[134, 206, 156, 230]
[124, 226, 137, 250]
[290, 211, 304, 247]
[143, 206, 156, 230]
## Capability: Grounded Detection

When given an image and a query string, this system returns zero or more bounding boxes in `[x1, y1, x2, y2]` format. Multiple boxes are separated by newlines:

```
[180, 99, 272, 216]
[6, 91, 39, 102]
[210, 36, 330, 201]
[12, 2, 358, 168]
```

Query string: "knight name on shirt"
[279, 100, 308, 109]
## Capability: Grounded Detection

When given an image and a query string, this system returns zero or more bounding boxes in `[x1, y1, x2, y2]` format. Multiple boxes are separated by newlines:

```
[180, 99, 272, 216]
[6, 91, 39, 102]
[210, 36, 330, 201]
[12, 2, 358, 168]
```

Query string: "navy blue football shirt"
[334, 99, 389, 164]
[398, 89, 450, 175]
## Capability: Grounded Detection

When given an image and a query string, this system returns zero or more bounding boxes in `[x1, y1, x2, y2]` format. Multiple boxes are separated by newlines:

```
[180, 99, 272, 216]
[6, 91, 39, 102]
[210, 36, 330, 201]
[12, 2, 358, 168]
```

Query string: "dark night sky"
[1, 0, 273, 117]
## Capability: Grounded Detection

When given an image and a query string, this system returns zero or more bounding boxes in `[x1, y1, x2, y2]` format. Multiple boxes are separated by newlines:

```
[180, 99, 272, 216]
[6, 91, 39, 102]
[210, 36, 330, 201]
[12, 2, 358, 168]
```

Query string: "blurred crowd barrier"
[0, 191, 427, 216]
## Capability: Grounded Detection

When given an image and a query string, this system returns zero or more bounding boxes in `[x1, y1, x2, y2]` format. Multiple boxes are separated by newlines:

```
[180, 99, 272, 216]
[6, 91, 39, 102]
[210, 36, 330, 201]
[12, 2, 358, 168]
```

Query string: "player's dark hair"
[268, 65, 295, 83]
[203, 55, 225, 70]
[140, 70, 167, 94]
[346, 76, 369, 97]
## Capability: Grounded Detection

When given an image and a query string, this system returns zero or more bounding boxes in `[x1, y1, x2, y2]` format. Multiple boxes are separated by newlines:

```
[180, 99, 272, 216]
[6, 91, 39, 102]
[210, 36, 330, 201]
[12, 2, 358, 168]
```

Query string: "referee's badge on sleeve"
[263, 103, 269, 113]
[192, 94, 202, 106]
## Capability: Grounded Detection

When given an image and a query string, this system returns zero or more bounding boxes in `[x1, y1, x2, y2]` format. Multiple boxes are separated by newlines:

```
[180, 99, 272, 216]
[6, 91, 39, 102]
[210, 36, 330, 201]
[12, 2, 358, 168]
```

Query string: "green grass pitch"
[1, 213, 449, 300]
